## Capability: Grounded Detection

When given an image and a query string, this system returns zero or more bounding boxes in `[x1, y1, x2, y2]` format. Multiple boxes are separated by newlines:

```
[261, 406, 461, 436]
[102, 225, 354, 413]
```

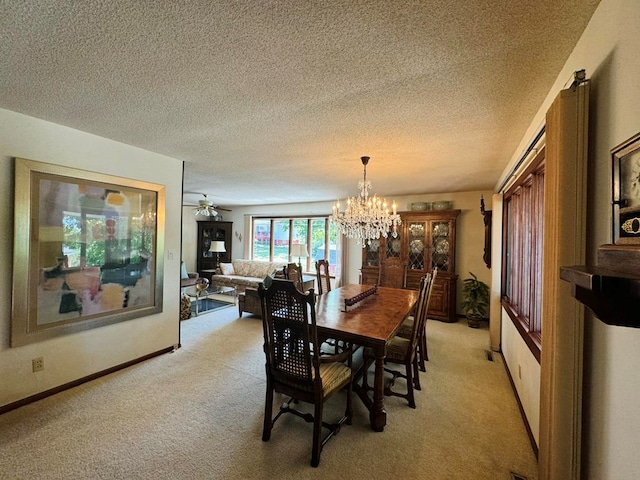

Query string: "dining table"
[314, 283, 419, 432]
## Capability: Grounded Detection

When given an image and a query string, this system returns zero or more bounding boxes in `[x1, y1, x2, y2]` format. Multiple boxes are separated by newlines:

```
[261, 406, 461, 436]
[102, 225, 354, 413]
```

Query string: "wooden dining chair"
[315, 259, 331, 295]
[314, 259, 345, 353]
[362, 272, 433, 408]
[258, 279, 353, 467]
[398, 267, 438, 371]
[285, 262, 304, 291]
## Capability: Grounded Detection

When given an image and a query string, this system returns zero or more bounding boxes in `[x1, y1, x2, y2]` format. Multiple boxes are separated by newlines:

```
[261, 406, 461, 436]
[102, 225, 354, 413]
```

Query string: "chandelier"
[331, 156, 401, 246]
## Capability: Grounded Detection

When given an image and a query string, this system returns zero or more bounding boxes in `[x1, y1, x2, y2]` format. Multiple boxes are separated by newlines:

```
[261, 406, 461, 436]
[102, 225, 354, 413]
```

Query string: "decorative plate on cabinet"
[435, 238, 449, 254]
[410, 239, 424, 253]
[391, 239, 401, 253]
[433, 223, 449, 236]
[409, 224, 425, 236]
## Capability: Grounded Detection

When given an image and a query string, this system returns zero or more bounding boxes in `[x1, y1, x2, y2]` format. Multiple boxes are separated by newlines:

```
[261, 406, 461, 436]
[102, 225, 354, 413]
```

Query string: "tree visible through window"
[251, 216, 339, 275]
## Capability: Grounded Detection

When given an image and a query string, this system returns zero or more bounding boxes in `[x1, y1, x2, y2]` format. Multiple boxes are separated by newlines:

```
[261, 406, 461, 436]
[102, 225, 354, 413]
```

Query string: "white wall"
[181, 207, 198, 272]
[501, 312, 541, 445]
[497, 0, 640, 476]
[0, 109, 184, 408]
[183, 190, 493, 316]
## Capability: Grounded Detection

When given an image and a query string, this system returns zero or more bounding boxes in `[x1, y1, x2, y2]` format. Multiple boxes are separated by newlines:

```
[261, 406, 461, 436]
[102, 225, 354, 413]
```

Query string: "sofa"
[210, 259, 286, 294]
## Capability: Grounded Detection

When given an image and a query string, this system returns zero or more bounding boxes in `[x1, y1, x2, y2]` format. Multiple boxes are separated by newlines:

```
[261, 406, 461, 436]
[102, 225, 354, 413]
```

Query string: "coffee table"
[183, 285, 237, 316]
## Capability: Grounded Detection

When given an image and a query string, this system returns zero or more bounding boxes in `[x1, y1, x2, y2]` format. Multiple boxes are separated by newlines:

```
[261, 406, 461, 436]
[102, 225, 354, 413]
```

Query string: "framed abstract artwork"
[612, 132, 640, 245]
[11, 158, 165, 347]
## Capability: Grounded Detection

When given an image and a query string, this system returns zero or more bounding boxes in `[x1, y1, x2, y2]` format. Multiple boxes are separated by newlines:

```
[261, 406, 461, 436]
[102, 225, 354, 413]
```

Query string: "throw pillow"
[219, 263, 234, 275]
[180, 261, 189, 279]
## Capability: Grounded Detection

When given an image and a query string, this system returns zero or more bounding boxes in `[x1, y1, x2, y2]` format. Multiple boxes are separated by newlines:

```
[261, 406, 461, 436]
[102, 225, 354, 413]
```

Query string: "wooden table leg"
[370, 345, 387, 432]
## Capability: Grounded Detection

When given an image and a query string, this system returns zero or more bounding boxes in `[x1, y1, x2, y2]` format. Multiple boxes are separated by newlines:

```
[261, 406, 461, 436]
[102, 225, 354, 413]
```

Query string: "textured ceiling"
[0, 0, 600, 208]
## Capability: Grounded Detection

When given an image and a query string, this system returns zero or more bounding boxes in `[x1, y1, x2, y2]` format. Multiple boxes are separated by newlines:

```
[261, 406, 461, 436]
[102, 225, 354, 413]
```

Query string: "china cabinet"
[360, 210, 460, 322]
[196, 221, 233, 279]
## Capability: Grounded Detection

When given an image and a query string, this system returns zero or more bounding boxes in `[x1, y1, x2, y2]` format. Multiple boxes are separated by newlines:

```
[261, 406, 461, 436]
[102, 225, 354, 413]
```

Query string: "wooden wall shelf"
[560, 245, 640, 328]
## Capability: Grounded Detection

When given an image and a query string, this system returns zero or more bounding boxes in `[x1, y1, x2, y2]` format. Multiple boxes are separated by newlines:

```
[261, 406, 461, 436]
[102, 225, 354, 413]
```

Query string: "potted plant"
[460, 272, 490, 328]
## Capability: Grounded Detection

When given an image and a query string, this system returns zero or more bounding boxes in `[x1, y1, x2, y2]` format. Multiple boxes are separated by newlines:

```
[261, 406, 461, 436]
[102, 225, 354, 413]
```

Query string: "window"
[251, 216, 339, 275]
[502, 148, 545, 361]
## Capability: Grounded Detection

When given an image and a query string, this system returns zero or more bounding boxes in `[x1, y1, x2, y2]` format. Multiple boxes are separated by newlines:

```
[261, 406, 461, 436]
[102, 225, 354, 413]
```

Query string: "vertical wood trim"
[489, 193, 503, 351]
[539, 82, 589, 480]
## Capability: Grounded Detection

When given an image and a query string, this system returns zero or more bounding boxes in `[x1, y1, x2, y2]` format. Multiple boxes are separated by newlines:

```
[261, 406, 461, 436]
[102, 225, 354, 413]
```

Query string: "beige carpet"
[0, 307, 538, 479]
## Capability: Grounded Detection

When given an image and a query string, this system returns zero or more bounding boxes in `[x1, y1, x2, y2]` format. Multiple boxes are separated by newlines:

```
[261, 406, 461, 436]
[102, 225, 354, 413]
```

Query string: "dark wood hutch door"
[360, 239, 382, 285]
[360, 209, 460, 322]
[196, 221, 233, 279]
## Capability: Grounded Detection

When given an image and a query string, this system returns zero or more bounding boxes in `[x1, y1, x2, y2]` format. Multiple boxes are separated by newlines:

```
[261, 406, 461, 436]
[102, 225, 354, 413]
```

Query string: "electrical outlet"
[32, 357, 44, 372]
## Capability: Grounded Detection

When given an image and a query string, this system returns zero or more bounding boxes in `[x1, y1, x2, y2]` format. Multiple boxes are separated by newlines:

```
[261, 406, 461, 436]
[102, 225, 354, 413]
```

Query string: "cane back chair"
[285, 262, 304, 292]
[315, 259, 332, 295]
[258, 279, 353, 467]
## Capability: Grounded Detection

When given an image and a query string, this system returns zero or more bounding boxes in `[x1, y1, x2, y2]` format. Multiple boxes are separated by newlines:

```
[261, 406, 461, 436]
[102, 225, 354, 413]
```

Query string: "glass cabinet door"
[430, 220, 451, 271]
[201, 225, 228, 259]
[196, 221, 233, 277]
[407, 222, 427, 271]
[201, 228, 212, 258]
[363, 239, 381, 267]
[385, 233, 403, 261]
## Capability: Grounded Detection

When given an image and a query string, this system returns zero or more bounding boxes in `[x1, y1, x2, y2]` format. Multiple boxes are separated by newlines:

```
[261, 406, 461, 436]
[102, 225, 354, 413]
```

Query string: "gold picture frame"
[11, 158, 165, 347]
[612, 132, 640, 245]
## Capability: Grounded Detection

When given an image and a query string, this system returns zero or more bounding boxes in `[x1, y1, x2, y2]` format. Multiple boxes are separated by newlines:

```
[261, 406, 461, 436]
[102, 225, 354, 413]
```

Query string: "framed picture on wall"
[612, 132, 640, 245]
[11, 158, 165, 347]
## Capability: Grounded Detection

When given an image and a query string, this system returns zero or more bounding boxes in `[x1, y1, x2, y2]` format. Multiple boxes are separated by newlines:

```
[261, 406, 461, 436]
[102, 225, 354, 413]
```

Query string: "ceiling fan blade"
[183, 193, 232, 213]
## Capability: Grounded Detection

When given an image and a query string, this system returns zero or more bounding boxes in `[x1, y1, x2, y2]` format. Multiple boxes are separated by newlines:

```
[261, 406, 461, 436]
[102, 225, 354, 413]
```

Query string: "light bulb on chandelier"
[331, 156, 401, 246]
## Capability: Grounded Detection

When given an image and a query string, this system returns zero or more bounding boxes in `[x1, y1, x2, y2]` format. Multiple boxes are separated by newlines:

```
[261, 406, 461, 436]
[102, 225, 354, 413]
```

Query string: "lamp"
[290, 243, 309, 271]
[331, 156, 401, 246]
[208, 241, 226, 269]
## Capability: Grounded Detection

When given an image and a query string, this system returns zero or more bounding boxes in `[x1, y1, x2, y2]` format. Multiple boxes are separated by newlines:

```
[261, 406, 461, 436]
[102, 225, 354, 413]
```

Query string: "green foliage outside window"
[252, 217, 338, 273]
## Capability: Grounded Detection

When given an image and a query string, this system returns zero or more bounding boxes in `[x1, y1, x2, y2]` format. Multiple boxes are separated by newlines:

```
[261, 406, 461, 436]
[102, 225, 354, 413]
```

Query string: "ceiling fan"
[183, 194, 232, 217]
